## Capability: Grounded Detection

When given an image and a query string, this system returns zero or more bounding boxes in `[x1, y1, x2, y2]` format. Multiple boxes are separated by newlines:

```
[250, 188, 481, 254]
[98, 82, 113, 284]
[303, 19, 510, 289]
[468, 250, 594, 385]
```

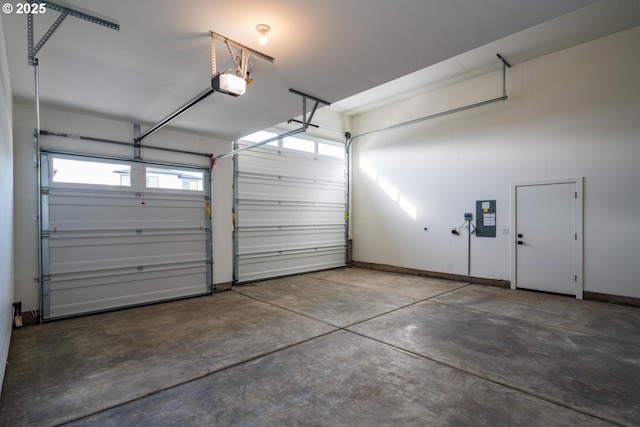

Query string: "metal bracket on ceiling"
[496, 53, 512, 68]
[289, 89, 331, 131]
[288, 118, 319, 129]
[496, 53, 512, 98]
[212, 88, 331, 162]
[27, 1, 120, 65]
[209, 31, 275, 78]
[133, 124, 141, 159]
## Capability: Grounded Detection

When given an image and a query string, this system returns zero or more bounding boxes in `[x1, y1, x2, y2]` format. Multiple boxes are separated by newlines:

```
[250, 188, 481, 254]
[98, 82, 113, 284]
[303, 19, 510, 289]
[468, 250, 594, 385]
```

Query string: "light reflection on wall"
[399, 196, 417, 219]
[378, 177, 398, 201]
[359, 159, 417, 220]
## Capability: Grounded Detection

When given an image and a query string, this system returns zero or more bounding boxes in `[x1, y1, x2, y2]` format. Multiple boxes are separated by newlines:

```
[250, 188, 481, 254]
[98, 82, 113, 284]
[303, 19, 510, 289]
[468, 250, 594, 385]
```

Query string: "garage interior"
[1, 1, 640, 425]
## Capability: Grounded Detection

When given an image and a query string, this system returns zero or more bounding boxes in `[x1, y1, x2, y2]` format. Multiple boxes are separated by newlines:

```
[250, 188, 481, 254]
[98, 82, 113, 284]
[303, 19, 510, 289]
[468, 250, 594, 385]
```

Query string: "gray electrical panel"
[476, 200, 496, 238]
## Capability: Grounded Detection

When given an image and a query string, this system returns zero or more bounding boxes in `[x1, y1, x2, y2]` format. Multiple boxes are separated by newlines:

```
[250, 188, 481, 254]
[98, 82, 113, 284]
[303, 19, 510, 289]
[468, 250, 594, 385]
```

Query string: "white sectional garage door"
[234, 133, 347, 282]
[40, 152, 211, 319]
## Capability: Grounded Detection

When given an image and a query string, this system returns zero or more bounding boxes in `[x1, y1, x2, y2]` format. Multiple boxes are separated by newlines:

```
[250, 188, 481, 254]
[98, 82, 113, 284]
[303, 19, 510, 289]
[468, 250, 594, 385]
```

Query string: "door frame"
[510, 177, 584, 299]
[40, 150, 213, 319]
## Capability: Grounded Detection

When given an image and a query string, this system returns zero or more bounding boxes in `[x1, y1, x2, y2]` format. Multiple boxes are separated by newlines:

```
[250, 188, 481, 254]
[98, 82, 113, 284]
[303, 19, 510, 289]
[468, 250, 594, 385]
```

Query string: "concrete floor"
[1, 267, 639, 426]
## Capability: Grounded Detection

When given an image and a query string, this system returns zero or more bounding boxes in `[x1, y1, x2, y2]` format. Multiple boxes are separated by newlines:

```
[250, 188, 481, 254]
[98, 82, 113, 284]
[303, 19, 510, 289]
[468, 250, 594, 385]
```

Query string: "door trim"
[510, 177, 584, 299]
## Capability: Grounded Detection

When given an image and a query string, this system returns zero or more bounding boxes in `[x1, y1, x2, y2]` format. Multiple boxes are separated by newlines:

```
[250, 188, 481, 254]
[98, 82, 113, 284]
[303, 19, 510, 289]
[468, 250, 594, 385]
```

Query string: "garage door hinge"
[41, 188, 50, 195]
[42, 231, 50, 238]
[575, 275, 577, 282]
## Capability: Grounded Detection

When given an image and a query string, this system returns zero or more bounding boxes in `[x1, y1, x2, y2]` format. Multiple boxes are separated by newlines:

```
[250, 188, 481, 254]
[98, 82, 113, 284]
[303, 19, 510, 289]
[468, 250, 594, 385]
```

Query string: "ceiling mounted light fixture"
[256, 24, 270, 45]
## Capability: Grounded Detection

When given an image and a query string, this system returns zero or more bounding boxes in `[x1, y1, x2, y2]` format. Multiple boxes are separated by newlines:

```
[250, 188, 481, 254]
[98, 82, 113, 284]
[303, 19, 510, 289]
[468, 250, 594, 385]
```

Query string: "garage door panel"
[49, 241, 206, 274]
[49, 267, 207, 318]
[45, 189, 205, 203]
[237, 247, 346, 282]
[238, 226, 345, 254]
[48, 204, 206, 222]
[238, 183, 344, 205]
[48, 230, 205, 247]
[49, 262, 206, 287]
[48, 233, 205, 264]
[239, 149, 345, 182]
[48, 193, 206, 230]
[49, 218, 206, 232]
[48, 198, 207, 210]
[240, 191, 344, 206]
[237, 204, 345, 226]
[235, 138, 347, 282]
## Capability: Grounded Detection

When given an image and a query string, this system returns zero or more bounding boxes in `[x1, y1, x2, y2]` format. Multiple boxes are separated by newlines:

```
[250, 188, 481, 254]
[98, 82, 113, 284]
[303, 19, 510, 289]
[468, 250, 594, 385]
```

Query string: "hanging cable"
[140, 139, 146, 205]
[224, 40, 239, 71]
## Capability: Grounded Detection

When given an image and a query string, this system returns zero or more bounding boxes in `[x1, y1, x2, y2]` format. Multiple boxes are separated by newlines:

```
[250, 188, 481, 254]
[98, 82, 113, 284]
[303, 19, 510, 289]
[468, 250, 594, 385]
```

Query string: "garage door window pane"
[283, 136, 315, 153]
[146, 167, 203, 191]
[318, 143, 345, 158]
[52, 158, 131, 186]
[147, 176, 159, 188]
[240, 130, 278, 147]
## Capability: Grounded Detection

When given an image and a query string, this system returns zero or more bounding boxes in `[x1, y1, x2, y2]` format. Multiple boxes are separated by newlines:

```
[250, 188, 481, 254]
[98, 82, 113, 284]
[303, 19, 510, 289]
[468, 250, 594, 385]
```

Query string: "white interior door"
[515, 181, 581, 297]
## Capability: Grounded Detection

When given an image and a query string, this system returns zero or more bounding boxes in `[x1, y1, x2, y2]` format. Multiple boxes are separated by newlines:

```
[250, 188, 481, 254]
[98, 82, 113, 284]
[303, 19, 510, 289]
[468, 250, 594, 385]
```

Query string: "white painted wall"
[0, 14, 15, 393]
[351, 26, 640, 299]
[12, 103, 234, 313]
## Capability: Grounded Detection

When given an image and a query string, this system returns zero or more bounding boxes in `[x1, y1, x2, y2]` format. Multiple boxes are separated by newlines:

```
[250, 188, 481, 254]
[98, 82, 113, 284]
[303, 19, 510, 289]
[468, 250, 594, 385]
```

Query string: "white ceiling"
[2, 0, 639, 141]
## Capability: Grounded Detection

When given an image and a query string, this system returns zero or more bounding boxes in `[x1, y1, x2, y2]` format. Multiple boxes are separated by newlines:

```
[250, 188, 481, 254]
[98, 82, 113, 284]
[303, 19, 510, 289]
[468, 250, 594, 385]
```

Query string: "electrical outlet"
[447, 263, 454, 270]
[423, 226, 429, 232]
